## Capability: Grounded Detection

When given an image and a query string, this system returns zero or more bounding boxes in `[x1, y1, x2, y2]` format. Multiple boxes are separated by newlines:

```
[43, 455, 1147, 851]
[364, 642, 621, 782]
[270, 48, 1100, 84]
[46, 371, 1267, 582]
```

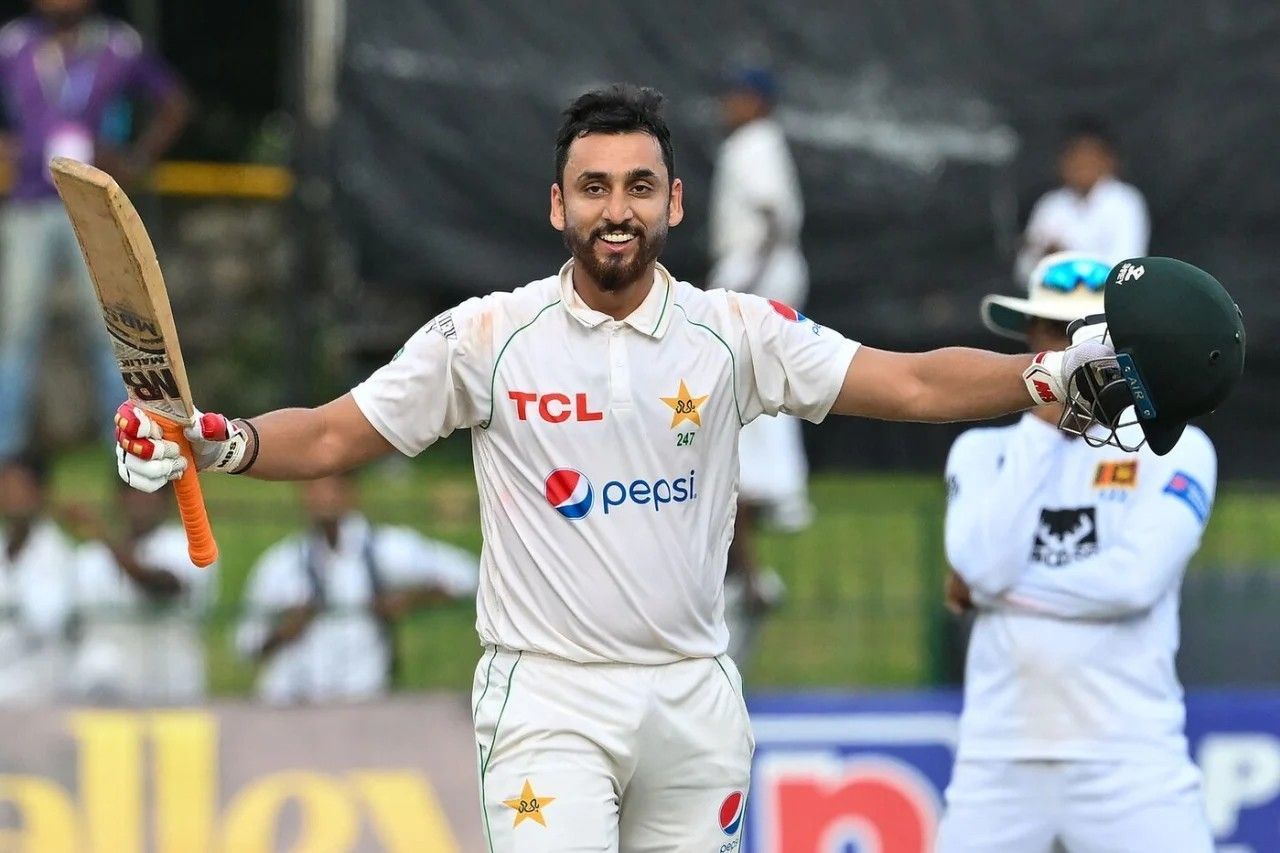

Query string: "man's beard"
[564, 221, 666, 292]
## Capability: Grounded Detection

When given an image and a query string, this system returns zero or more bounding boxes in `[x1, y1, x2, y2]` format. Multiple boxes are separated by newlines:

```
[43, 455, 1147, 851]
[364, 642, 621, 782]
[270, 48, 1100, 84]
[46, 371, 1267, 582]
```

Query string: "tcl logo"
[509, 391, 603, 423]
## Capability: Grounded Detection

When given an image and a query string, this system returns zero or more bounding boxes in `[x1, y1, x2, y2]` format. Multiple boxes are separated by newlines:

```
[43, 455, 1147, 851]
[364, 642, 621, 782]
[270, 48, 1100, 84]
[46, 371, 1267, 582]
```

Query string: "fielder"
[935, 253, 1217, 852]
[70, 479, 216, 704]
[114, 85, 1130, 851]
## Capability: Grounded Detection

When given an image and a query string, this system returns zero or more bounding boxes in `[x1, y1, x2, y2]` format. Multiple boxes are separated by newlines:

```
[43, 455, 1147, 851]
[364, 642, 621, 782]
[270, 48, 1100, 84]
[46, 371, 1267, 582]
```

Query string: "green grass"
[46, 441, 1280, 694]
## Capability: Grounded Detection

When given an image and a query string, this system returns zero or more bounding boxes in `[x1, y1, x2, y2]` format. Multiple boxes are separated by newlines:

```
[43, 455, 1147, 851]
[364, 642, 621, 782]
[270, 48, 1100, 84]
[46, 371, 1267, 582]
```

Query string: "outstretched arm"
[115, 393, 395, 490]
[231, 394, 394, 480]
[831, 346, 1047, 422]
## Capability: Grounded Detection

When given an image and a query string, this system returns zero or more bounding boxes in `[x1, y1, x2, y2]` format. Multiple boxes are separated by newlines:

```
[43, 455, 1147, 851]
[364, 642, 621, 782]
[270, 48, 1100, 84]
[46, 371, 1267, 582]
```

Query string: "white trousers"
[473, 647, 755, 852]
[934, 757, 1214, 853]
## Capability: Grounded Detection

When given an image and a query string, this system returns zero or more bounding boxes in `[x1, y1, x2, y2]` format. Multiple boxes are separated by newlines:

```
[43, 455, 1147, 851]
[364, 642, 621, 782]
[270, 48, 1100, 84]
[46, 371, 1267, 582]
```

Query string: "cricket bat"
[49, 157, 218, 568]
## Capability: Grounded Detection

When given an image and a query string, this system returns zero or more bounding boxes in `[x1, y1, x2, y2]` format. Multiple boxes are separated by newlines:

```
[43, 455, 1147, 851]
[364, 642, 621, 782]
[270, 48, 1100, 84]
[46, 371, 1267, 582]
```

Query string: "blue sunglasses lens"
[1041, 260, 1111, 292]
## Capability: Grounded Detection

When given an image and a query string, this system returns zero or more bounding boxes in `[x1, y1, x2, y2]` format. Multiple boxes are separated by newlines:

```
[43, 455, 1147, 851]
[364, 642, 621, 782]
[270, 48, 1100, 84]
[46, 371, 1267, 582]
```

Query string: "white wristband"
[1022, 351, 1066, 406]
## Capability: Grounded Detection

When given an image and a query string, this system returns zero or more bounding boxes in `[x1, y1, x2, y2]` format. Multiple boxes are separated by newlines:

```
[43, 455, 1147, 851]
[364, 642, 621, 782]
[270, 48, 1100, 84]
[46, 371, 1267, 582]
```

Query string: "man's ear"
[549, 182, 566, 231]
[666, 177, 684, 227]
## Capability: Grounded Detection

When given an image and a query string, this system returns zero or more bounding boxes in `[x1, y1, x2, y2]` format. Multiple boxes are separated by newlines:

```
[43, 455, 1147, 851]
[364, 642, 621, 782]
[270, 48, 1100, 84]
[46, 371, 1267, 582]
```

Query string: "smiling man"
[110, 84, 1118, 851]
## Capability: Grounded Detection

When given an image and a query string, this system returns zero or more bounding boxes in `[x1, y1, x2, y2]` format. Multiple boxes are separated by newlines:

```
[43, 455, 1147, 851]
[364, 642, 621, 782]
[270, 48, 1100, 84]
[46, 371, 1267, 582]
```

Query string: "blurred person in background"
[67, 478, 215, 704]
[1015, 116, 1148, 283]
[0, 0, 190, 460]
[936, 252, 1215, 852]
[0, 453, 74, 703]
[235, 471, 478, 705]
[709, 67, 806, 674]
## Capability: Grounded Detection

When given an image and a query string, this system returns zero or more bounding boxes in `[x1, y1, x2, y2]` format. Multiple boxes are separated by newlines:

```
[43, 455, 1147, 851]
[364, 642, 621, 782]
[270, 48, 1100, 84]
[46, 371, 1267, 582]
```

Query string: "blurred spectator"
[235, 472, 478, 705]
[0, 453, 74, 703]
[1015, 115, 1149, 282]
[0, 0, 190, 460]
[709, 66, 804, 674]
[67, 479, 215, 705]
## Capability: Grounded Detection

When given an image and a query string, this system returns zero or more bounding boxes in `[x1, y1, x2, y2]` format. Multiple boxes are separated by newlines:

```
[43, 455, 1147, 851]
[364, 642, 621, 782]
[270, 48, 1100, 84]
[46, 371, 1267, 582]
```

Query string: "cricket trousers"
[473, 646, 755, 852]
[934, 757, 1214, 853]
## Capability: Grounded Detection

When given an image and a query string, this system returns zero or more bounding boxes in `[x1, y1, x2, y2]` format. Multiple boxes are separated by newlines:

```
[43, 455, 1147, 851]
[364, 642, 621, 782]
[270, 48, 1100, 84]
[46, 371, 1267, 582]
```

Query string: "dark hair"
[1, 452, 50, 487]
[555, 84, 675, 186]
[1061, 115, 1116, 151]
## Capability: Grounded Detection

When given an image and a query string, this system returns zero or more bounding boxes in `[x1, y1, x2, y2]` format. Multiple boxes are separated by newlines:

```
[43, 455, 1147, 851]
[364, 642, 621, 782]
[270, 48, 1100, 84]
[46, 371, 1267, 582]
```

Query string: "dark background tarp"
[331, 1, 1280, 478]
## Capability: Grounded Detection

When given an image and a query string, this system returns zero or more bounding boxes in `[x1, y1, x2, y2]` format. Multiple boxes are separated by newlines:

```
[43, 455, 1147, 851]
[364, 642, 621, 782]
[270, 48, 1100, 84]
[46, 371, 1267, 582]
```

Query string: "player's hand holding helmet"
[1017, 256, 1245, 455]
[114, 403, 253, 492]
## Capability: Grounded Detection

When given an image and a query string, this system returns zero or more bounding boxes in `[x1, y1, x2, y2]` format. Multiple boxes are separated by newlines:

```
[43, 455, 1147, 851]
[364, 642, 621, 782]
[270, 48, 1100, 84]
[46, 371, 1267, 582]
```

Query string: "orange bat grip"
[156, 416, 219, 567]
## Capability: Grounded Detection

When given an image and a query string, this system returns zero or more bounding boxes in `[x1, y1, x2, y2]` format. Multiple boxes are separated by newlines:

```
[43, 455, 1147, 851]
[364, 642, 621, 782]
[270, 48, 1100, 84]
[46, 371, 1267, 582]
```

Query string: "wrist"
[1022, 351, 1066, 406]
[228, 419, 260, 474]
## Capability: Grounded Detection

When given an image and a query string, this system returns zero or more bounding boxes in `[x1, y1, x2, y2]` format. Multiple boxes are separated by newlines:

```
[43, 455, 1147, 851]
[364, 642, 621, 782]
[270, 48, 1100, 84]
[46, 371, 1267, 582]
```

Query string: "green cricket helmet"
[1066, 257, 1246, 455]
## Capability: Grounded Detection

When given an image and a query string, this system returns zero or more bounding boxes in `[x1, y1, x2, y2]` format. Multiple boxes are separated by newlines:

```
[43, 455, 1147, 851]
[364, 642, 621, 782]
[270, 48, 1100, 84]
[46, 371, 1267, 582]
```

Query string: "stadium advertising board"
[746, 691, 1280, 853]
[1, 691, 1276, 851]
[0, 696, 485, 852]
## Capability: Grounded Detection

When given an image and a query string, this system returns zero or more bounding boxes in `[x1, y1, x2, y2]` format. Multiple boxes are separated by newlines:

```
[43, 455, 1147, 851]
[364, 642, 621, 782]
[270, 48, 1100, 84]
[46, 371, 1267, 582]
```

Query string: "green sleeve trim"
[482, 301, 561, 429]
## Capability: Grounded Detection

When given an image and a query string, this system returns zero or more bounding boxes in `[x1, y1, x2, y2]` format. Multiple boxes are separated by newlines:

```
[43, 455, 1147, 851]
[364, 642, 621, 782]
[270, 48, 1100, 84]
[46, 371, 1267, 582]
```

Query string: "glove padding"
[1022, 316, 1131, 428]
[115, 403, 249, 492]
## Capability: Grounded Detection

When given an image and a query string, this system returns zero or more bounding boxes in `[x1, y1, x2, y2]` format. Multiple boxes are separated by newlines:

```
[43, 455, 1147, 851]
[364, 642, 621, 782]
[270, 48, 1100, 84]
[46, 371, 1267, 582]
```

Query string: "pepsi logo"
[768, 299, 807, 323]
[545, 468, 593, 520]
[719, 790, 745, 836]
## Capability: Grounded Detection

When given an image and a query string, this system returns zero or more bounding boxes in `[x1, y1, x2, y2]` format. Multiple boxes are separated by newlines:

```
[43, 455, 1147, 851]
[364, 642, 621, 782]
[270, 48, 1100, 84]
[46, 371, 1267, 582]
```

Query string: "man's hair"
[1, 452, 50, 487]
[555, 84, 675, 186]
[1061, 115, 1116, 151]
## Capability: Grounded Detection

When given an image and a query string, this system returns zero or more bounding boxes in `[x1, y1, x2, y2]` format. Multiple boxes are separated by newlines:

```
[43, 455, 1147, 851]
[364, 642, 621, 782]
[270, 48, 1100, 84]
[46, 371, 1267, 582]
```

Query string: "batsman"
[111, 85, 1243, 851]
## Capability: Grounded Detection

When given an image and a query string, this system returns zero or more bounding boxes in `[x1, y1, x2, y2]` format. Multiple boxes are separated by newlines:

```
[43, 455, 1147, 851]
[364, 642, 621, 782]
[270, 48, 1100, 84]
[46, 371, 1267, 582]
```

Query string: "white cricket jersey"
[944, 413, 1217, 760]
[236, 513, 478, 704]
[352, 261, 858, 664]
[708, 117, 808, 307]
[1016, 176, 1150, 281]
[0, 519, 75, 703]
[72, 524, 216, 703]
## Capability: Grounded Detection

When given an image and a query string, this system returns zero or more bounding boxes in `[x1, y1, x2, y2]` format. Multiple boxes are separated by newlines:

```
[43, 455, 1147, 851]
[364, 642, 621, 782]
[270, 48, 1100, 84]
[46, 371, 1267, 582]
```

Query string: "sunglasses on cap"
[1039, 258, 1112, 292]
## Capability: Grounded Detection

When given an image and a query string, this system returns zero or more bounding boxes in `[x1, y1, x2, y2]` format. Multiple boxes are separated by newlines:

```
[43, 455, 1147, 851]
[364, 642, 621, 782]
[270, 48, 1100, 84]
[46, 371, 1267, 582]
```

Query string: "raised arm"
[832, 346, 1051, 423]
[113, 296, 495, 491]
[229, 394, 394, 481]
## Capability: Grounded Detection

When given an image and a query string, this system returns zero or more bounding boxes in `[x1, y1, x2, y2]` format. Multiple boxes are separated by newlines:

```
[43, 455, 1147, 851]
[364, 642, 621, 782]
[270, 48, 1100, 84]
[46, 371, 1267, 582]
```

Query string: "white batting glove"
[114, 403, 253, 492]
[1022, 321, 1116, 407]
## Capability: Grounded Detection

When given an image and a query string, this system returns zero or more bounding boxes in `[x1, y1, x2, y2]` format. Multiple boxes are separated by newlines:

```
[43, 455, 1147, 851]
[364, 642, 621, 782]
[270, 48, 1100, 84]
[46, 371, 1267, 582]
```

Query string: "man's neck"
[127, 519, 161, 543]
[571, 261, 656, 321]
[4, 519, 34, 563]
[1070, 175, 1112, 199]
[317, 520, 341, 550]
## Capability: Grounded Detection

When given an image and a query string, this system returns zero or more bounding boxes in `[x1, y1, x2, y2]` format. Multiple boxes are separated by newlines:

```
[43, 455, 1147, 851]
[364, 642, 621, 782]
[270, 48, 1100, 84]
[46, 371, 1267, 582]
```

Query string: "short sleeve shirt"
[352, 261, 858, 663]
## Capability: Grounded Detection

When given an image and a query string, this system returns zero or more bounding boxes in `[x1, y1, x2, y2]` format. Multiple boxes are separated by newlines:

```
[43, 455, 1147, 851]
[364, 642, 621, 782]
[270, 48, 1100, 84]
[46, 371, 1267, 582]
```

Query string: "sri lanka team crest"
[545, 468, 593, 519]
[768, 300, 807, 322]
[720, 791, 746, 836]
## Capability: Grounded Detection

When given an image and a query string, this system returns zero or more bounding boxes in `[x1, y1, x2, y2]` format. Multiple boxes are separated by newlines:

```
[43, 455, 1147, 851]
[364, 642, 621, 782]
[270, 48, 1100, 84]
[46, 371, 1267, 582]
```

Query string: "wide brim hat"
[982, 252, 1111, 340]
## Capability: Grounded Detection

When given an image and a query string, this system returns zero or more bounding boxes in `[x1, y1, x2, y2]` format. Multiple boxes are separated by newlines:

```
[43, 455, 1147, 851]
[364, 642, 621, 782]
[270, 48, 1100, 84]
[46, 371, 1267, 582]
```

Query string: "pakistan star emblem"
[661, 379, 709, 429]
[503, 779, 556, 827]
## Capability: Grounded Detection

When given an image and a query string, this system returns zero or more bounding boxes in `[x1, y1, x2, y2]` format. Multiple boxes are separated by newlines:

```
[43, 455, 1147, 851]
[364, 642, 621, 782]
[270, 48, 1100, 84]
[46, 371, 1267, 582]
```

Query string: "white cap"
[981, 252, 1111, 341]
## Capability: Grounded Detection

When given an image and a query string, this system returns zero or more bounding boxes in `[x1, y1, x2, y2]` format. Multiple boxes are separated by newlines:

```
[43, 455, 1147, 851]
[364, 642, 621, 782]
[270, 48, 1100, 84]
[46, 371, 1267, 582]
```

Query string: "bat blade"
[50, 156, 218, 568]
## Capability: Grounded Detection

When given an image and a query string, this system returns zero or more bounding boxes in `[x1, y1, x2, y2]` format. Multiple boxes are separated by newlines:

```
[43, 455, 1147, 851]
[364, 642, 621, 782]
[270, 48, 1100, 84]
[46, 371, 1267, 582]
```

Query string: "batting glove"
[115, 403, 252, 492]
[1022, 316, 1116, 407]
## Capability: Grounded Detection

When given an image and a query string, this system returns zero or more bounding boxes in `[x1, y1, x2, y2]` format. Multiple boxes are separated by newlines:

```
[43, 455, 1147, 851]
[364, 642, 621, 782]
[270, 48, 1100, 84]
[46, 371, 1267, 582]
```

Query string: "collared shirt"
[235, 513, 478, 705]
[0, 518, 75, 703]
[351, 261, 859, 664]
[708, 117, 808, 307]
[1016, 176, 1150, 281]
[0, 15, 179, 201]
[71, 523, 216, 704]
[945, 414, 1216, 760]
